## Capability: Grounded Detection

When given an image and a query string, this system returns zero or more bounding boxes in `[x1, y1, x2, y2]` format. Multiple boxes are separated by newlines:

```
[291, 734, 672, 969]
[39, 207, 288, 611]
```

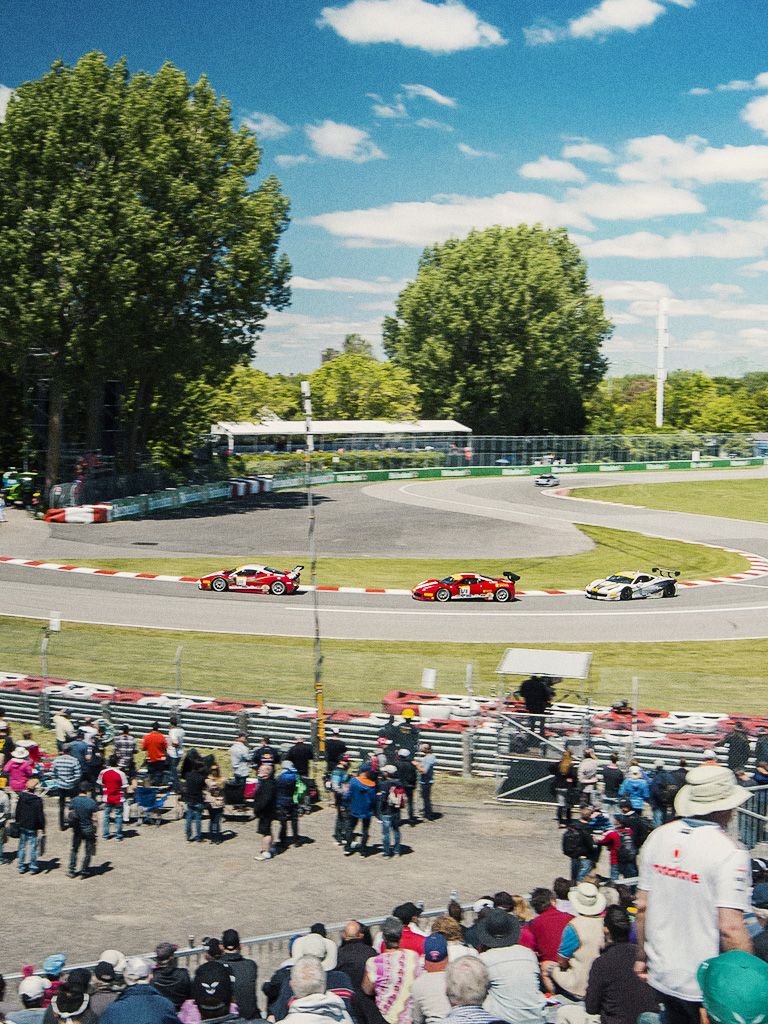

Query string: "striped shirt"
[113, 734, 136, 769]
[52, 754, 82, 789]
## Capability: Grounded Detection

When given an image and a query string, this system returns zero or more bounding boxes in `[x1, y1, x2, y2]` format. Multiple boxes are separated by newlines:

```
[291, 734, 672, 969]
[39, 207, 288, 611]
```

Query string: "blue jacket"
[618, 777, 650, 810]
[99, 984, 179, 1024]
[344, 775, 377, 819]
[275, 768, 298, 809]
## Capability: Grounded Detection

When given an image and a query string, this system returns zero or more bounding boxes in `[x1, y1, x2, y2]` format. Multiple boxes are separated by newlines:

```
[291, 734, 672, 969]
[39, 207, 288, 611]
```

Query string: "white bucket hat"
[291, 932, 337, 970]
[675, 765, 749, 817]
[11, 747, 29, 760]
[569, 882, 607, 917]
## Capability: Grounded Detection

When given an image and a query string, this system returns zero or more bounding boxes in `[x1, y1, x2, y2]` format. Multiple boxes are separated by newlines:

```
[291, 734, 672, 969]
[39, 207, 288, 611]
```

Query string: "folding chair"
[134, 786, 170, 826]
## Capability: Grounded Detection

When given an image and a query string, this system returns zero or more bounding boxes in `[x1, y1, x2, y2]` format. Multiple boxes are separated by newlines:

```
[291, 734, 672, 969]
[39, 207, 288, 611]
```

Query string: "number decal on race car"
[459, 586, 470, 597]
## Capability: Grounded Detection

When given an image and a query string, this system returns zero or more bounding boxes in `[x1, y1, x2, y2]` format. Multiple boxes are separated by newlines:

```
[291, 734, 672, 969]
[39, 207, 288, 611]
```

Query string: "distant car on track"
[411, 571, 520, 604]
[534, 473, 560, 488]
[585, 567, 680, 601]
[197, 563, 303, 596]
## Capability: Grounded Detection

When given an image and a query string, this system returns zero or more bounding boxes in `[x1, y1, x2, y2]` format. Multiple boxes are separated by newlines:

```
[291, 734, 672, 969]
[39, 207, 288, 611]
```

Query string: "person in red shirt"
[519, 888, 573, 962]
[393, 903, 427, 955]
[98, 754, 128, 840]
[141, 722, 168, 784]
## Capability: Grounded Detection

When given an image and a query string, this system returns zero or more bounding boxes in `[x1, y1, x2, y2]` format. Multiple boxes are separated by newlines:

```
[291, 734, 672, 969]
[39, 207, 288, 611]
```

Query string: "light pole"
[655, 298, 669, 428]
[301, 380, 325, 756]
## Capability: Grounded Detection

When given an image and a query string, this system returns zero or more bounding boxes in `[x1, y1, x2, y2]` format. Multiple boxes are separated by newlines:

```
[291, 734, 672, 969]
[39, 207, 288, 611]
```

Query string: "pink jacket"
[5, 758, 34, 792]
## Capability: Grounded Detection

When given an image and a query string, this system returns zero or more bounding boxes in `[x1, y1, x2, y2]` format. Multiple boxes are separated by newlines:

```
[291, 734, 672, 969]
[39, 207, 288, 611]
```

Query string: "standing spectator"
[718, 721, 752, 773]
[287, 736, 313, 778]
[578, 750, 599, 807]
[229, 734, 251, 796]
[597, 818, 637, 882]
[378, 765, 405, 859]
[410, 936, 450, 1024]
[518, 675, 552, 737]
[697, 950, 768, 1024]
[344, 770, 377, 857]
[141, 723, 168, 785]
[563, 806, 598, 883]
[601, 754, 624, 820]
[67, 780, 99, 878]
[166, 716, 185, 792]
[519, 889, 573, 963]
[362, 918, 421, 1024]
[53, 709, 76, 752]
[253, 736, 280, 770]
[329, 757, 351, 846]
[0, 784, 10, 863]
[98, 755, 128, 842]
[618, 767, 650, 812]
[15, 777, 45, 875]
[113, 726, 137, 781]
[551, 751, 578, 828]
[634, 765, 753, 1024]
[275, 760, 300, 850]
[219, 930, 258, 1021]
[325, 729, 347, 774]
[205, 763, 226, 844]
[286, 957, 353, 1024]
[151, 943, 191, 1011]
[184, 758, 206, 843]
[52, 744, 82, 831]
[556, 906, 659, 1024]
[648, 762, 675, 827]
[99, 957, 178, 1024]
[417, 744, 437, 821]
[69, 730, 90, 772]
[5, 746, 34, 801]
[395, 750, 418, 825]
[475, 910, 546, 1023]
[337, 922, 376, 993]
[546, 883, 606, 1003]
[0, 720, 13, 772]
[754, 728, 768, 767]
[253, 763, 278, 861]
[441, 957, 496, 1024]
[391, 710, 420, 756]
[17, 730, 43, 766]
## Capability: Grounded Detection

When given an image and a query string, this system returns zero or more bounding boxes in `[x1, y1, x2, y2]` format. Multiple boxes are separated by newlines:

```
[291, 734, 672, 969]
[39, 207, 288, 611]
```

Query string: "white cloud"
[569, 182, 705, 220]
[305, 120, 386, 162]
[740, 260, 768, 276]
[305, 190, 595, 247]
[594, 279, 673, 302]
[262, 310, 384, 358]
[292, 275, 407, 293]
[704, 283, 745, 298]
[274, 154, 312, 167]
[616, 134, 768, 184]
[402, 83, 457, 107]
[629, 297, 768, 321]
[524, 0, 694, 45]
[519, 156, 587, 182]
[739, 327, 768, 346]
[687, 87, 711, 96]
[584, 218, 768, 259]
[242, 111, 291, 139]
[317, 0, 506, 53]
[368, 93, 408, 118]
[610, 311, 642, 324]
[718, 71, 768, 92]
[0, 84, 13, 121]
[457, 142, 497, 158]
[742, 94, 768, 137]
[561, 142, 613, 163]
[415, 117, 454, 131]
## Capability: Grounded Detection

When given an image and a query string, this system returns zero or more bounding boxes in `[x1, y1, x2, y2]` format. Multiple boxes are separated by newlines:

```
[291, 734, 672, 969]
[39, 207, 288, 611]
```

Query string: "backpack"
[635, 817, 655, 848]
[292, 777, 308, 805]
[387, 784, 405, 810]
[562, 826, 585, 858]
[617, 827, 637, 863]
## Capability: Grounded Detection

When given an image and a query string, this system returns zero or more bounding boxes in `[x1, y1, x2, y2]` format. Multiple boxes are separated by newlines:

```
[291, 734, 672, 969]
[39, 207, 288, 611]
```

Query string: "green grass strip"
[577, 479, 768, 523]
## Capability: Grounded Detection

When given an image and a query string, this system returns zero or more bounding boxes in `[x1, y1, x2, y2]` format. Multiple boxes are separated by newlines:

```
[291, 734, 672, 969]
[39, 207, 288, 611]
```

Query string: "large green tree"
[0, 52, 291, 488]
[308, 350, 421, 420]
[383, 225, 611, 434]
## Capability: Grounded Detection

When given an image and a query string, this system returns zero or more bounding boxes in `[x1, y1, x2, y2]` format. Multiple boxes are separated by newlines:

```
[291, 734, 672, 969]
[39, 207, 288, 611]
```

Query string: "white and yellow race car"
[585, 567, 680, 601]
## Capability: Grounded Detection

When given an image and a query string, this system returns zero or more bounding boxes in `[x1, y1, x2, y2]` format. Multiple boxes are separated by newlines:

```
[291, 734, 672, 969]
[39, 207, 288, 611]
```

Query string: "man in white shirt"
[167, 715, 185, 791]
[634, 765, 752, 1024]
[230, 733, 251, 801]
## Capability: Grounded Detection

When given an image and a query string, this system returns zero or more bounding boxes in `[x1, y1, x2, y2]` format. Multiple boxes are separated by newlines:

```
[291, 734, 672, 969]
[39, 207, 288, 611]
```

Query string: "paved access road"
[2, 467, 768, 644]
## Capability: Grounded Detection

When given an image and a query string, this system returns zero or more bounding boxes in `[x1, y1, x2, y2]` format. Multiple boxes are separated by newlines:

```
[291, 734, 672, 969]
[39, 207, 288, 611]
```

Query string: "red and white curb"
[2, 551, 768, 596]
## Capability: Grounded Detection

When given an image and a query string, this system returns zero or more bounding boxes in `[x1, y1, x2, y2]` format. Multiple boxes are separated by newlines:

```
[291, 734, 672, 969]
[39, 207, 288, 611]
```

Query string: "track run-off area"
[2, 467, 768, 644]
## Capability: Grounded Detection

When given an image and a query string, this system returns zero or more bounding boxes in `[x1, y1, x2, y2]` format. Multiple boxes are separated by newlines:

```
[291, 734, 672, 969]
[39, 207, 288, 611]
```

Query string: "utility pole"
[301, 380, 325, 756]
[655, 297, 669, 428]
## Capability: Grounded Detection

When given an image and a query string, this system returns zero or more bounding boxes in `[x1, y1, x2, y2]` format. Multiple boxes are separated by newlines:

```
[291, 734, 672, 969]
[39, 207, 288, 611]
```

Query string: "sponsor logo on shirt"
[652, 862, 700, 883]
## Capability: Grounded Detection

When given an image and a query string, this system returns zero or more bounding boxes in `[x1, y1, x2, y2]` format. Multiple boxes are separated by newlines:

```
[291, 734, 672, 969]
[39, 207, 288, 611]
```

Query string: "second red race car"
[197, 563, 303, 596]
[411, 571, 520, 604]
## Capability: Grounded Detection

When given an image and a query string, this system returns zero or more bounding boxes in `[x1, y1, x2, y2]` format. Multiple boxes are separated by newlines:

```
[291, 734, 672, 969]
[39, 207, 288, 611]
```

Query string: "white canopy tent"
[496, 648, 592, 679]
[211, 418, 471, 453]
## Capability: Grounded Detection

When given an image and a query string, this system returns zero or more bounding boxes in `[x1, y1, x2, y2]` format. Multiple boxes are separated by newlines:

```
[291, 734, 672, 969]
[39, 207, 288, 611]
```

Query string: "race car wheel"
[619, 587, 633, 601]
[435, 587, 452, 603]
[270, 580, 287, 596]
[210, 577, 228, 593]
[494, 587, 511, 603]
[662, 583, 676, 598]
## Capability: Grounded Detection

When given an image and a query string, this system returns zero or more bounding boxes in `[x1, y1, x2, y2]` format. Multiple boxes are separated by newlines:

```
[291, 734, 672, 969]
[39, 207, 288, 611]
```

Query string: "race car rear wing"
[503, 572, 521, 582]
[652, 567, 681, 578]
[288, 565, 305, 579]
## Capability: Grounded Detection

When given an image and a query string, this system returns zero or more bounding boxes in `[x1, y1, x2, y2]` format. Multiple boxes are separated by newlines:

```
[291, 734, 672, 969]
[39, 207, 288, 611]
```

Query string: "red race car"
[197, 563, 303, 596]
[411, 571, 520, 604]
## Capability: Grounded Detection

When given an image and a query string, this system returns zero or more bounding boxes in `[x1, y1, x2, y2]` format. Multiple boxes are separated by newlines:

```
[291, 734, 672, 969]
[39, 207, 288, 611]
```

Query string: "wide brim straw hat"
[675, 765, 749, 817]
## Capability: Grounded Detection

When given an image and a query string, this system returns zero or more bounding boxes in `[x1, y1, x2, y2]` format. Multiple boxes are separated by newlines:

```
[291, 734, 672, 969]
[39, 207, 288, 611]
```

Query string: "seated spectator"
[99, 957, 178, 1024]
[46, 983, 92, 1024]
[545, 883, 606, 1002]
[89, 963, 125, 1018]
[285, 958, 352, 1024]
[336, 922, 376, 992]
[271, 934, 353, 1022]
[218, 930, 258, 1021]
[511, 897, 534, 924]
[391, 905, 427, 956]
[429, 917, 477, 961]
[556, 906, 658, 1024]
[362, 918, 421, 1024]
[41, 958, 67, 1009]
[475, 909, 546, 1023]
[519, 888, 573, 963]
[441, 957, 496, 1024]
[410, 936, 450, 1024]
[151, 943, 191, 1010]
[552, 879, 575, 916]
[464, 901, 494, 952]
[8, 977, 50, 1024]
[187, 962, 239, 1024]
[698, 950, 768, 1024]
[96, 955, 126, 983]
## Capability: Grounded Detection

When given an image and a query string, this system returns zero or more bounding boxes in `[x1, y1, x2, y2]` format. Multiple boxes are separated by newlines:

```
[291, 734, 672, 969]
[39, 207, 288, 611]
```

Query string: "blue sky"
[2, 0, 768, 376]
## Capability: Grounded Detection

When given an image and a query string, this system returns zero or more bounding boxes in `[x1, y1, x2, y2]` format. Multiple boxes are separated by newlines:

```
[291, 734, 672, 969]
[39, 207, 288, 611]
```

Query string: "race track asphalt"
[2, 467, 768, 644]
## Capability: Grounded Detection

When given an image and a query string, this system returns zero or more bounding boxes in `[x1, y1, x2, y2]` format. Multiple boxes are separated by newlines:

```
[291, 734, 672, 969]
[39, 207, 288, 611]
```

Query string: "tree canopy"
[0, 52, 291, 486]
[383, 225, 611, 435]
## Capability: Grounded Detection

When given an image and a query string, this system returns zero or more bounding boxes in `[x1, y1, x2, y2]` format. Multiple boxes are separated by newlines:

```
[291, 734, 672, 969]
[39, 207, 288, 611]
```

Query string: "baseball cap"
[123, 958, 151, 982]
[154, 942, 178, 963]
[99, 950, 127, 976]
[472, 898, 494, 914]
[43, 954, 67, 977]
[94, 962, 116, 984]
[19, 977, 51, 1001]
[398, 748, 411, 757]
[697, 951, 768, 1024]
[221, 929, 240, 950]
[382, 764, 397, 774]
[203, 938, 223, 958]
[193, 961, 232, 1011]
[376, 737, 390, 747]
[423, 934, 448, 966]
